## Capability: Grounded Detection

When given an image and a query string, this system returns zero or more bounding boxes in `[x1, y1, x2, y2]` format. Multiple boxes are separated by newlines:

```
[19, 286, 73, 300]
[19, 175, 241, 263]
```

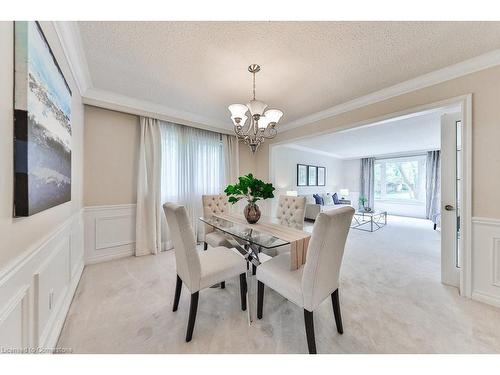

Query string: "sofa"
[301, 193, 352, 221]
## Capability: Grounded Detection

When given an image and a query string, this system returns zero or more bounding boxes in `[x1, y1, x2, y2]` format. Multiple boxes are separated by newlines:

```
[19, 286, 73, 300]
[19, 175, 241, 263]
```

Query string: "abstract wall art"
[14, 21, 72, 217]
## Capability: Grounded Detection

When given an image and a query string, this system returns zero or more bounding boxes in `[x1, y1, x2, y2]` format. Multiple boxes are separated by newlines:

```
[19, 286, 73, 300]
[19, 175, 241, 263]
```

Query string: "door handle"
[444, 204, 455, 211]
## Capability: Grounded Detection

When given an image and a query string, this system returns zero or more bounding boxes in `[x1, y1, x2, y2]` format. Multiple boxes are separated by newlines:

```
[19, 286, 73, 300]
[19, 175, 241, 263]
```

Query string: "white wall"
[341, 159, 361, 205]
[269, 145, 344, 214]
[271, 145, 344, 195]
[0, 21, 84, 351]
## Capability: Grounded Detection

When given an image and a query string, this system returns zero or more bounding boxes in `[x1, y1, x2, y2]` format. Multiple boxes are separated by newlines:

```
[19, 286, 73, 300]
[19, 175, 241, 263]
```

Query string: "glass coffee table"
[351, 210, 387, 232]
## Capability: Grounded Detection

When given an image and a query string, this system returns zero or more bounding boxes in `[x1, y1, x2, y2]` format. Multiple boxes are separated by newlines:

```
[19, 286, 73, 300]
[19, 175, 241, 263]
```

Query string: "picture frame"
[14, 21, 72, 217]
[308, 165, 317, 186]
[317, 167, 326, 186]
[297, 164, 308, 186]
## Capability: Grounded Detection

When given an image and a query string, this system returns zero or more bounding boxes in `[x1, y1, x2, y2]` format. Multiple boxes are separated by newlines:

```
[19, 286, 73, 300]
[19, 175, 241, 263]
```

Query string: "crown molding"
[52, 21, 92, 96]
[280, 48, 500, 131]
[83, 88, 233, 134]
[280, 143, 343, 159]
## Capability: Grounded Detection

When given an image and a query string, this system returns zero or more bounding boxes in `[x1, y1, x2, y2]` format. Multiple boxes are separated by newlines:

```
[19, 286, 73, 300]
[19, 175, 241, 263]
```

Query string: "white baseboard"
[84, 204, 136, 264]
[0, 210, 84, 352]
[472, 290, 500, 308]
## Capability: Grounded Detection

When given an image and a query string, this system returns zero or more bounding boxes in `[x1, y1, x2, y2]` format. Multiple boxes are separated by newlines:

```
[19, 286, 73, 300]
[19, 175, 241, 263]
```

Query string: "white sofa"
[301, 194, 352, 221]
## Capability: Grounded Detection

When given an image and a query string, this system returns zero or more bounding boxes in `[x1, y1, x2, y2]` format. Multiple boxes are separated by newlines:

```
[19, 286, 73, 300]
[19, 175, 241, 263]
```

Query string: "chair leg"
[173, 275, 182, 312]
[203, 242, 208, 250]
[303, 309, 317, 354]
[433, 223, 437, 230]
[239, 273, 247, 311]
[331, 289, 344, 334]
[186, 292, 199, 342]
[220, 281, 225, 289]
[257, 281, 264, 319]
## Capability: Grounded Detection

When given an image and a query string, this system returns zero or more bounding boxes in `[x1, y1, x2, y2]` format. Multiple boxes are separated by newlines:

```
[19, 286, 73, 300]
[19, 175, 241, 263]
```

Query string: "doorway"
[268, 95, 472, 296]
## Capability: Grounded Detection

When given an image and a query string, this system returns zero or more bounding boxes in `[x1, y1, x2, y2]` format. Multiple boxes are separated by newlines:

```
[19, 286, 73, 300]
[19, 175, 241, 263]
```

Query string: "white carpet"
[57, 216, 500, 353]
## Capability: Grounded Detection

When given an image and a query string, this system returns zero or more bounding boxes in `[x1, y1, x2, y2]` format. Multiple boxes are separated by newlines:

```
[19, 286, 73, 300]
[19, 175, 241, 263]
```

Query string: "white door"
[441, 112, 461, 287]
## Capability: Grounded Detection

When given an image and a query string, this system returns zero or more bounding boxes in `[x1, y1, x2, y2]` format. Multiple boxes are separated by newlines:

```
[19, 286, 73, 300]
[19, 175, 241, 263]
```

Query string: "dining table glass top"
[199, 215, 290, 249]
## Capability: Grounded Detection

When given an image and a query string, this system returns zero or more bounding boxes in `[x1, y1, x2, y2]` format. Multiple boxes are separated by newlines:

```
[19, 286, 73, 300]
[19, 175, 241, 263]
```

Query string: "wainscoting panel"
[472, 217, 500, 307]
[84, 204, 136, 264]
[0, 211, 84, 352]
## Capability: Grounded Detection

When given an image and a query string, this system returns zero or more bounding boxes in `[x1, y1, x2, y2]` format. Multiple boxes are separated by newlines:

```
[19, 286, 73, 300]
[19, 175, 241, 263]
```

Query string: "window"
[159, 121, 225, 246]
[374, 155, 426, 204]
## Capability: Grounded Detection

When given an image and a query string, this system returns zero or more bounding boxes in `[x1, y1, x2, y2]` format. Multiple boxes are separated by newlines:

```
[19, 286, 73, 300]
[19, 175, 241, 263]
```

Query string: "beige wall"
[0, 22, 84, 268]
[256, 65, 500, 219]
[84, 106, 140, 206]
[84, 106, 253, 206]
[238, 145, 257, 176]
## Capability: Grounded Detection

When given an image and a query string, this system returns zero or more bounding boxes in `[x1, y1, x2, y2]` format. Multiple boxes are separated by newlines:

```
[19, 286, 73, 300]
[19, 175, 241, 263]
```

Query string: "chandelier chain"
[252, 71, 256, 100]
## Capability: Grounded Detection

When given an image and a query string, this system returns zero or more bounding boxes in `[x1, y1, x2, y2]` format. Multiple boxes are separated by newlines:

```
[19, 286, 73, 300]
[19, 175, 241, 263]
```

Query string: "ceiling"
[77, 21, 500, 129]
[285, 110, 446, 159]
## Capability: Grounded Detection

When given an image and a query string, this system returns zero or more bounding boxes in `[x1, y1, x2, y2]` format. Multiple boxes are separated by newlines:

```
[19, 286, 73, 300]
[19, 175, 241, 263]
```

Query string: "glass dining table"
[199, 215, 291, 324]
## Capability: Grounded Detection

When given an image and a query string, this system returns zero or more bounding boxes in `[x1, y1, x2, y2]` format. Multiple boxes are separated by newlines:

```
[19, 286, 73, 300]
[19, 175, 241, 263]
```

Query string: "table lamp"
[339, 189, 349, 199]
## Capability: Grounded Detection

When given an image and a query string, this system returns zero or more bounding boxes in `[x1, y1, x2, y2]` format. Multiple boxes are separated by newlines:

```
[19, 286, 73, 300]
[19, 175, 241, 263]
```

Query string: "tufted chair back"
[276, 195, 307, 230]
[202, 195, 230, 234]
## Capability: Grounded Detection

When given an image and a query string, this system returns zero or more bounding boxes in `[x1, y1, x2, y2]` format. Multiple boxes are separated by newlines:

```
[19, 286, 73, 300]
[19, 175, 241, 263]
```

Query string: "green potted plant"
[224, 173, 275, 224]
[359, 196, 368, 212]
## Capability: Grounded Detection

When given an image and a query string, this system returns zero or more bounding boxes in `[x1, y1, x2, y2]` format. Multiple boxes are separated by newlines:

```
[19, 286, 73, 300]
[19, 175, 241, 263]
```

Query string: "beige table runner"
[213, 213, 311, 270]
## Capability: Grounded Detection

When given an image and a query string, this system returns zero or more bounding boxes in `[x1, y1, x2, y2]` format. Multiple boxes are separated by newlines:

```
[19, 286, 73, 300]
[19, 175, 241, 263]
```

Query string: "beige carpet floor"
[57, 216, 500, 353]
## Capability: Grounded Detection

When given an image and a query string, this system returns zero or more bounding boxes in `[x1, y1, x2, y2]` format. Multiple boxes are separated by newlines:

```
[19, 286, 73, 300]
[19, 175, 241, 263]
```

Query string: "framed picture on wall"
[308, 166, 317, 186]
[13, 21, 72, 217]
[317, 167, 326, 186]
[297, 164, 308, 186]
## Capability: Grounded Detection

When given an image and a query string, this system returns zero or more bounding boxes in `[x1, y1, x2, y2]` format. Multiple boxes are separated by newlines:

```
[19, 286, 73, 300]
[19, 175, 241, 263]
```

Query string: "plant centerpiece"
[224, 173, 275, 224]
[358, 196, 371, 212]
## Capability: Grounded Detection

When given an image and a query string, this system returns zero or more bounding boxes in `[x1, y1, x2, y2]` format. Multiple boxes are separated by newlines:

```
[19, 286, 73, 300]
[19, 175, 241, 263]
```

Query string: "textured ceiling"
[78, 21, 500, 128]
[289, 111, 443, 159]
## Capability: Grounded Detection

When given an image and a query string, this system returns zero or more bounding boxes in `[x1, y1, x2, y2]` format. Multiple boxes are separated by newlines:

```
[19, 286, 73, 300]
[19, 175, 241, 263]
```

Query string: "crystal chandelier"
[228, 64, 283, 153]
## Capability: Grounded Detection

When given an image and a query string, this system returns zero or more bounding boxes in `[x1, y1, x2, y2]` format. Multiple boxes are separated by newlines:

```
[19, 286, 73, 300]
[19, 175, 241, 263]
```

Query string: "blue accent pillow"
[313, 194, 324, 205]
[332, 192, 340, 204]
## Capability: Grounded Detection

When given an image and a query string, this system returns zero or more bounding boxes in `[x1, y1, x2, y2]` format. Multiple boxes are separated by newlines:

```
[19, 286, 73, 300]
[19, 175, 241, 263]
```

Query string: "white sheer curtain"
[160, 121, 225, 249]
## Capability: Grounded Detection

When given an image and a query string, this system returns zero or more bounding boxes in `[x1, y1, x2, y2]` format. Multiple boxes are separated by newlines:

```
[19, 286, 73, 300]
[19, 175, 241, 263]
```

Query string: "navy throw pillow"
[313, 194, 324, 205]
[332, 192, 340, 204]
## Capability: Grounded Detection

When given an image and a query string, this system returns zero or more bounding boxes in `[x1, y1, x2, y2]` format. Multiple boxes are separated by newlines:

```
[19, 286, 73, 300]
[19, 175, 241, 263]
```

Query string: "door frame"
[269, 94, 473, 297]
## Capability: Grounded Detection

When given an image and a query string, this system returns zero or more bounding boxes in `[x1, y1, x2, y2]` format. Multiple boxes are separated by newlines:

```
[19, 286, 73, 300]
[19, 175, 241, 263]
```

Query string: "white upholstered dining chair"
[256, 206, 355, 354]
[276, 195, 307, 230]
[202, 194, 231, 250]
[269, 195, 307, 257]
[163, 202, 248, 342]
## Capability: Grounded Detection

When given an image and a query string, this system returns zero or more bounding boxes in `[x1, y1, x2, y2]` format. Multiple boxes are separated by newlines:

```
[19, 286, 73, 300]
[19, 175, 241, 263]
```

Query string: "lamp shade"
[247, 99, 268, 116]
[339, 189, 349, 198]
[228, 104, 248, 120]
[264, 109, 283, 124]
[258, 116, 270, 129]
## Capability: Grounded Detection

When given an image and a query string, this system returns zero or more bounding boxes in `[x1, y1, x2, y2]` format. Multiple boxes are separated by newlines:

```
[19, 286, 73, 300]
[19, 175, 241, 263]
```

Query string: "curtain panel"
[222, 134, 239, 185]
[135, 117, 162, 256]
[360, 157, 375, 210]
[426, 150, 441, 224]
